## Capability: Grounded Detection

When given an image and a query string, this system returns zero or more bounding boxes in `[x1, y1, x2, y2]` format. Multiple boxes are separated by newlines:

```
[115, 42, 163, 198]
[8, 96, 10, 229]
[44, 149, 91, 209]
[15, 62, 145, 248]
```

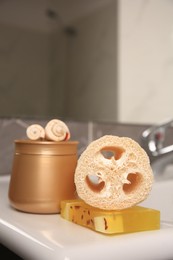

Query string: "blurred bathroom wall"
[0, 0, 67, 118]
[0, 0, 173, 124]
[0, 0, 118, 122]
[118, 0, 173, 124]
[63, 0, 117, 122]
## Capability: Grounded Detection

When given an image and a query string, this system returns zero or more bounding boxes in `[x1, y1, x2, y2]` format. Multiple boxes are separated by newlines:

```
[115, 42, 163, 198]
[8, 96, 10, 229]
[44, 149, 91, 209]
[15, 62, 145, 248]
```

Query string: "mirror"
[0, 0, 172, 124]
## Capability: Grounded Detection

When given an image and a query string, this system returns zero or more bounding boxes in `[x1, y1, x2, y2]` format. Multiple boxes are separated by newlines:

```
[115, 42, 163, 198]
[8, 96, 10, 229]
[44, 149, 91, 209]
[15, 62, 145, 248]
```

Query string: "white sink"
[0, 175, 173, 260]
[141, 179, 173, 224]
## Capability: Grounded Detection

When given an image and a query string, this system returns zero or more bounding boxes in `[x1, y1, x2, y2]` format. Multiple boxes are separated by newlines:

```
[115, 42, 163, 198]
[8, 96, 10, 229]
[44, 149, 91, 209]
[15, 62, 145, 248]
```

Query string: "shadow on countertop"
[0, 244, 23, 259]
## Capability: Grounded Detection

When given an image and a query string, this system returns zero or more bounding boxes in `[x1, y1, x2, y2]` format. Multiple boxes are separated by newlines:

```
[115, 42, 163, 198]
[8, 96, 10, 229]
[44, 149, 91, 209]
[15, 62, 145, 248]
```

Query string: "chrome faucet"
[141, 118, 173, 164]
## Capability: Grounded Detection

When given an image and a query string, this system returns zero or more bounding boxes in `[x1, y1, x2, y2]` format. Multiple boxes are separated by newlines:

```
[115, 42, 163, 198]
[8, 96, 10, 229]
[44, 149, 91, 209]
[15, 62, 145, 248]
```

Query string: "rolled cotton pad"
[26, 124, 45, 140]
[74, 135, 153, 210]
[45, 119, 70, 141]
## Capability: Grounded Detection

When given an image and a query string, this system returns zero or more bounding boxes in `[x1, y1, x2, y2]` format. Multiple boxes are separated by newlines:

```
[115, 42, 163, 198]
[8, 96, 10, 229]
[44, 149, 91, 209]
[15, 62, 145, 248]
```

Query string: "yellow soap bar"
[60, 199, 160, 235]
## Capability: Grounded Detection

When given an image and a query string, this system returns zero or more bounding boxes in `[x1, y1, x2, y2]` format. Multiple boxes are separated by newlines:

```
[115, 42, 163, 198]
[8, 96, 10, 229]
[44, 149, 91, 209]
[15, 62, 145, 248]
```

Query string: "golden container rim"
[13, 140, 79, 155]
[14, 139, 79, 145]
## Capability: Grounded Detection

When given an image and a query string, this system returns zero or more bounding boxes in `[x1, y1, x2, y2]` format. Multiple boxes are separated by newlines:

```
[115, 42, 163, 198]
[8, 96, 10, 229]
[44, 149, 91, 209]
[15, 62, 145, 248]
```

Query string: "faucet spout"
[141, 118, 173, 163]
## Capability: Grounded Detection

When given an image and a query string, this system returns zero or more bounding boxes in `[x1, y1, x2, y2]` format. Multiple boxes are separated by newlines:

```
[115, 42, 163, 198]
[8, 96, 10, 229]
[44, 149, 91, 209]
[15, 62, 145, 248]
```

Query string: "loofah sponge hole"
[101, 146, 125, 160]
[85, 146, 126, 193]
[123, 173, 143, 194]
[85, 174, 105, 192]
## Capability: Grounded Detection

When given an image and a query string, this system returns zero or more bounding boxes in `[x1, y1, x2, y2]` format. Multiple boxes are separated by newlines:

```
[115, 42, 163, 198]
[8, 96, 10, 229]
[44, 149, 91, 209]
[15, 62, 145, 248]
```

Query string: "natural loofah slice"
[74, 135, 154, 210]
[45, 119, 70, 141]
[26, 124, 45, 140]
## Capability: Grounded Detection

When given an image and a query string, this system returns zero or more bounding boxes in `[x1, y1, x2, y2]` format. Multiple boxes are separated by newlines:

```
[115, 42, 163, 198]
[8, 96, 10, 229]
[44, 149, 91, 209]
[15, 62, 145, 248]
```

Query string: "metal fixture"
[141, 118, 173, 164]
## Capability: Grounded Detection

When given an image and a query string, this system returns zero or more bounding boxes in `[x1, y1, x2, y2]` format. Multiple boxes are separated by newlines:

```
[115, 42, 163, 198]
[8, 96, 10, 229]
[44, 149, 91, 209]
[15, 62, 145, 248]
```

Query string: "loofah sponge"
[74, 135, 153, 210]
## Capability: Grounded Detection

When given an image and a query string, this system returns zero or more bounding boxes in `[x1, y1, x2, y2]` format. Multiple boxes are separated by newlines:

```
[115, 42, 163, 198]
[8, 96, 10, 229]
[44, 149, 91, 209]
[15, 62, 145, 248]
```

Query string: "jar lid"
[14, 140, 79, 155]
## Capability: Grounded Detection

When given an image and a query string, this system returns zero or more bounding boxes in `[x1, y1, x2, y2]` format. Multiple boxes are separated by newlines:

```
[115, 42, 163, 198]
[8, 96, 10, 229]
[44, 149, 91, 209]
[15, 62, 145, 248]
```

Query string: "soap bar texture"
[60, 199, 160, 235]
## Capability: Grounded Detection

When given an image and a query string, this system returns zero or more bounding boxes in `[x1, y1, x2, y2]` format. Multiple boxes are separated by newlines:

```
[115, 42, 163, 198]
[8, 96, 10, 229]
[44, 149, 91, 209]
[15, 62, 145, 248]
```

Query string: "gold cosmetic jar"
[8, 140, 78, 214]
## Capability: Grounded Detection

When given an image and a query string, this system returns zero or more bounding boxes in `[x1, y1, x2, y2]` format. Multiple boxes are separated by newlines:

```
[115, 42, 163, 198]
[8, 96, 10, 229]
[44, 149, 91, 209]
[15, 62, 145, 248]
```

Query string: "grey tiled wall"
[0, 118, 152, 176]
[2, 117, 173, 177]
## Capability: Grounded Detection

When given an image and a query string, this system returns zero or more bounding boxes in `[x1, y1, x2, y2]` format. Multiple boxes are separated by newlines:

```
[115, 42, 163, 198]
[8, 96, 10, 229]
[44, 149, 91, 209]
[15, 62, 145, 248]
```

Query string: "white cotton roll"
[26, 124, 45, 140]
[45, 119, 70, 142]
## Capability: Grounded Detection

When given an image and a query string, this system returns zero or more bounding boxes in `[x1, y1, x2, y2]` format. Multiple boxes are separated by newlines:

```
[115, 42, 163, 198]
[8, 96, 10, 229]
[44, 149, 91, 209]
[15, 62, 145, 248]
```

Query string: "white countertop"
[0, 175, 173, 260]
